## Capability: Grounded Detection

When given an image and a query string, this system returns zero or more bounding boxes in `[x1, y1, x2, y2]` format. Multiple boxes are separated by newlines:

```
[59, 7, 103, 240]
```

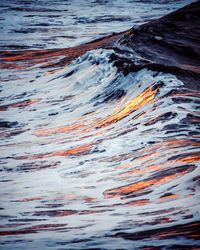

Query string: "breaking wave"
[0, 48, 199, 249]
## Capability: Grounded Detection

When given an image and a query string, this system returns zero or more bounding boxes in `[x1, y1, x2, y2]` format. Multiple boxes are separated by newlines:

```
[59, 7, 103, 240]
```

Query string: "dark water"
[0, 1, 200, 249]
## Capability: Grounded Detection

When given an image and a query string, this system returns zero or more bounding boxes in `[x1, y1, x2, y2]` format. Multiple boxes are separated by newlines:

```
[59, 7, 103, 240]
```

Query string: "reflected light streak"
[96, 83, 159, 128]
[34, 83, 160, 137]
[0, 98, 41, 111]
[104, 168, 193, 199]
[16, 143, 93, 160]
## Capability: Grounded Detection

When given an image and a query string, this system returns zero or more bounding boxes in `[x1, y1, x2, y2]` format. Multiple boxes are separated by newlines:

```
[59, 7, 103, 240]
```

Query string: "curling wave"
[0, 48, 199, 249]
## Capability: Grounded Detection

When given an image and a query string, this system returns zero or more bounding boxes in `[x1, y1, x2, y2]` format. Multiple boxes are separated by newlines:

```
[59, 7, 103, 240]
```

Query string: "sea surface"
[0, 1, 199, 249]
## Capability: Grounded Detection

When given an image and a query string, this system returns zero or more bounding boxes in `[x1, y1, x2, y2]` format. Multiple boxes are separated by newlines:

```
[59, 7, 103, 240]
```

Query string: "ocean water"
[0, 0, 193, 50]
[0, 1, 199, 249]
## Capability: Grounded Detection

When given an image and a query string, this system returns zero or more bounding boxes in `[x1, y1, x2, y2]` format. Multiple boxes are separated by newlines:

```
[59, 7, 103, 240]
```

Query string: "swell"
[112, 1, 200, 84]
[0, 2, 200, 249]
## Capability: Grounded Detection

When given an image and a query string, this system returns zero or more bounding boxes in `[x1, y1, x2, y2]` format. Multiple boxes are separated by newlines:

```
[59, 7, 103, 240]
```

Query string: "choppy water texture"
[0, 1, 200, 249]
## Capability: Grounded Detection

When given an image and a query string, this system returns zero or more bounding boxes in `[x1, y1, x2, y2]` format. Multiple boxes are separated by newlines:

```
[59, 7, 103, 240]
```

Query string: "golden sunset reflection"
[34, 82, 160, 139]
[104, 166, 195, 199]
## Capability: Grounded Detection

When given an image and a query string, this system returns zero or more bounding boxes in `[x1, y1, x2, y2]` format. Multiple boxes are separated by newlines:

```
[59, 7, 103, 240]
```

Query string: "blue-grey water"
[0, 1, 199, 249]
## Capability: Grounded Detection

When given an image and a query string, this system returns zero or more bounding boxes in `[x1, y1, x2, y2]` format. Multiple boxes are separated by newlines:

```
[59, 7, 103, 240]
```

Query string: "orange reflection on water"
[120, 164, 161, 177]
[117, 163, 132, 170]
[34, 110, 98, 137]
[96, 83, 159, 128]
[51, 143, 92, 157]
[143, 139, 200, 153]
[34, 83, 159, 137]
[104, 168, 192, 199]
[104, 179, 157, 198]
[0, 31, 127, 69]
[16, 143, 92, 160]
[0, 63, 26, 69]
[0, 98, 41, 111]
[34, 123, 86, 136]
[176, 154, 200, 163]
[11, 98, 41, 108]
[159, 194, 180, 202]
[165, 139, 200, 148]
[125, 199, 150, 206]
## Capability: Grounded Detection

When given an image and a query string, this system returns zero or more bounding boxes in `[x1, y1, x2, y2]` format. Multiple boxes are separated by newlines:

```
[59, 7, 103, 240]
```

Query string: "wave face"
[0, 48, 200, 249]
